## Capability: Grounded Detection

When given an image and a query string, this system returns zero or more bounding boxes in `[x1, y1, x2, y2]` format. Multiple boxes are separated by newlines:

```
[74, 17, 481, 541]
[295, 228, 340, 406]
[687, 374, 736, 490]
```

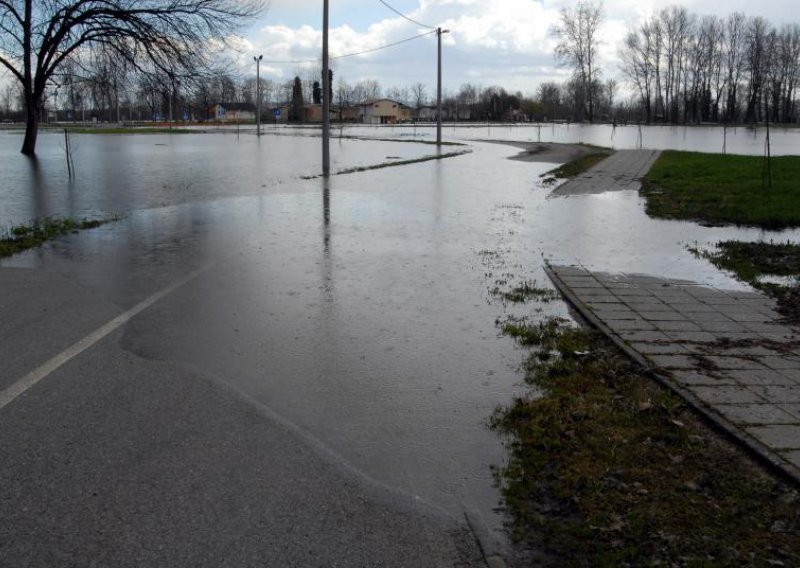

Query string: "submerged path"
[550, 149, 661, 196]
[548, 265, 800, 484]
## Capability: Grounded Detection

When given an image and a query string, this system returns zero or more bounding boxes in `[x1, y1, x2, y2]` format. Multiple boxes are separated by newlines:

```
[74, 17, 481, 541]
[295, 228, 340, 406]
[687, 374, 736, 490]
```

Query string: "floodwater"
[0, 128, 437, 227]
[2, 126, 800, 554]
[345, 122, 800, 156]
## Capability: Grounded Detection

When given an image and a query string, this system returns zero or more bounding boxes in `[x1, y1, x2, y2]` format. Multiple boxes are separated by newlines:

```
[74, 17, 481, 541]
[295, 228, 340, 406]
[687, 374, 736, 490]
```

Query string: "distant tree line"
[2, 2, 796, 130]
[620, 7, 800, 124]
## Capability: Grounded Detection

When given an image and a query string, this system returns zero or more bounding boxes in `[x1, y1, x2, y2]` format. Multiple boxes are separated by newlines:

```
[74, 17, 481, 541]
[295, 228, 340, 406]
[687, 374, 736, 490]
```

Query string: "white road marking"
[0, 263, 212, 412]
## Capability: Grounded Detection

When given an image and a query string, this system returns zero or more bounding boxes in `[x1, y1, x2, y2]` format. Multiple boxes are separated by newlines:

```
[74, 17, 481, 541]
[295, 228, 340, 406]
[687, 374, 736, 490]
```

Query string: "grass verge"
[540, 151, 612, 185]
[642, 150, 800, 229]
[492, 314, 800, 565]
[692, 240, 800, 322]
[63, 127, 197, 135]
[1, 217, 114, 258]
[301, 150, 471, 179]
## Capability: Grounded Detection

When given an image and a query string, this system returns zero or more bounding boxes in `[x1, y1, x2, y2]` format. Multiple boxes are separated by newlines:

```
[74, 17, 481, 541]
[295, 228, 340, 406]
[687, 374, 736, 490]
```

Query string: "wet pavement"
[548, 265, 800, 483]
[550, 149, 661, 196]
[1, 129, 800, 566]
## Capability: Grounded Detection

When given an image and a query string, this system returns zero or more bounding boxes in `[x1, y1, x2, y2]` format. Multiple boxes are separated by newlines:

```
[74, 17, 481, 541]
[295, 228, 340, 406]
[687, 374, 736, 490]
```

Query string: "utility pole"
[436, 27, 449, 146]
[254, 55, 263, 136]
[322, 0, 330, 176]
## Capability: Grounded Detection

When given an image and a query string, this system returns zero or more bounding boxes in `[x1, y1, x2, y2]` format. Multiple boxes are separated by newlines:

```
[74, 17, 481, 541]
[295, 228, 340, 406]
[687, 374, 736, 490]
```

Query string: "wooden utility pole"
[436, 27, 449, 146]
[254, 55, 263, 136]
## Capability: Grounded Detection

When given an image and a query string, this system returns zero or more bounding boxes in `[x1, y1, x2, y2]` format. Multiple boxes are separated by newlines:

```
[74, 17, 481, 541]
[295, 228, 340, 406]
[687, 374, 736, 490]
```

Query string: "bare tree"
[335, 79, 352, 108]
[537, 82, 562, 120]
[411, 82, 427, 110]
[0, 0, 266, 155]
[457, 83, 478, 117]
[552, 0, 604, 122]
[722, 12, 747, 122]
[359, 79, 382, 102]
[744, 16, 772, 123]
[620, 21, 657, 122]
[1, 82, 14, 115]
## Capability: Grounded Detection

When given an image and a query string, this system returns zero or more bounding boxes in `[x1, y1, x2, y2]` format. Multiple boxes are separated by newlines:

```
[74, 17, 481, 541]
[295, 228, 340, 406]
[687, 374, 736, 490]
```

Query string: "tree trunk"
[21, 97, 39, 156]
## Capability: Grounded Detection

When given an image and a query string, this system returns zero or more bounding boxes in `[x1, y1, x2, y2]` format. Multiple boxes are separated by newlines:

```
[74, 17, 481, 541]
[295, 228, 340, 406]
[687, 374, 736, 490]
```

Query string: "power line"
[257, 30, 437, 65]
[376, 0, 436, 30]
[333, 30, 436, 59]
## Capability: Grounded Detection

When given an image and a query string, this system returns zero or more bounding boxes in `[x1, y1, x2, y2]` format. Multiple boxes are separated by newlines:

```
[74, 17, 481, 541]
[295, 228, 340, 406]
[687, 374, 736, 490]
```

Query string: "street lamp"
[254, 55, 263, 136]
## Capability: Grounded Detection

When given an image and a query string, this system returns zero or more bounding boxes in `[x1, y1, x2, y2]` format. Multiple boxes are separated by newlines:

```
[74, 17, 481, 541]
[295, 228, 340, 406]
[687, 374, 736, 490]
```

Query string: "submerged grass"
[642, 151, 800, 229]
[692, 240, 800, 321]
[0, 217, 114, 258]
[492, 315, 800, 565]
[301, 150, 471, 179]
[491, 280, 560, 304]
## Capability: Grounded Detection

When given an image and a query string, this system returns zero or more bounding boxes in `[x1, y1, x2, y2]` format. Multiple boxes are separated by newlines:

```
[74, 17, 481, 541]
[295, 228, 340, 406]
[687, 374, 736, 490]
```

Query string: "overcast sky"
[233, 0, 795, 98]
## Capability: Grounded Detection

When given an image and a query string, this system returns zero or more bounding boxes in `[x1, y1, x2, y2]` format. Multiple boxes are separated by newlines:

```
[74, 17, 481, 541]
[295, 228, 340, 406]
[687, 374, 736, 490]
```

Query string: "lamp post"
[254, 55, 263, 136]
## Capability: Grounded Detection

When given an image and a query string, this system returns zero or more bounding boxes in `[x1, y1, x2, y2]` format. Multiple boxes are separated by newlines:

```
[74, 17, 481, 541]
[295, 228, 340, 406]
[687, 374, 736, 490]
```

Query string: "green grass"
[0, 217, 114, 258]
[692, 240, 800, 321]
[642, 151, 800, 229]
[540, 151, 611, 185]
[492, 316, 800, 565]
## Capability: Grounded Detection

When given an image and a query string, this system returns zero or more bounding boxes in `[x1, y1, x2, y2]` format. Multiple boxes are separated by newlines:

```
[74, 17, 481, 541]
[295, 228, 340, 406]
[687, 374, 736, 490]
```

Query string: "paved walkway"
[550, 149, 661, 196]
[547, 265, 800, 483]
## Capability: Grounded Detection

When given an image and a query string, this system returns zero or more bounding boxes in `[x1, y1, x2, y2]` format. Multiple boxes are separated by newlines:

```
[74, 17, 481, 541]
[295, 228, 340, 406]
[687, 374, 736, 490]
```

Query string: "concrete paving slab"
[716, 404, 799, 426]
[665, 331, 718, 343]
[670, 370, 736, 386]
[625, 301, 672, 313]
[590, 308, 639, 320]
[630, 342, 690, 355]
[747, 426, 800, 450]
[705, 356, 770, 371]
[752, 386, 800, 404]
[785, 451, 800, 468]
[689, 385, 766, 405]
[675, 303, 724, 313]
[647, 354, 702, 369]
[778, 369, 800, 382]
[547, 264, 800, 484]
[697, 320, 749, 333]
[759, 356, 800, 371]
[726, 370, 799, 386]
[608, 319, 656, 331]
[638, 311, 689, 322]
[550, 150, 661, 197]
[619, 330, 673, 342]
[652, 321, 703, 332]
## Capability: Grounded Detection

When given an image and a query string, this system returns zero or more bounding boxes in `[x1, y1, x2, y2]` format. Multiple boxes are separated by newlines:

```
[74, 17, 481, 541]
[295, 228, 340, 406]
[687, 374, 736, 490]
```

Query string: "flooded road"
[1, 127, 800, 564]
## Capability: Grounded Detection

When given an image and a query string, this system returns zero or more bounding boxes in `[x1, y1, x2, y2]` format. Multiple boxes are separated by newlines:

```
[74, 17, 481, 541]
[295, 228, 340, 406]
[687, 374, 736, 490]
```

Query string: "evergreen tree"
[290, 76, 304, 122]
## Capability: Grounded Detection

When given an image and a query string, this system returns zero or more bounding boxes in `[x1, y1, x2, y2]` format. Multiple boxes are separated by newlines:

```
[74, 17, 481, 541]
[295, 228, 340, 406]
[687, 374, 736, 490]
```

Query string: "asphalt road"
[0, 261, 486, 567]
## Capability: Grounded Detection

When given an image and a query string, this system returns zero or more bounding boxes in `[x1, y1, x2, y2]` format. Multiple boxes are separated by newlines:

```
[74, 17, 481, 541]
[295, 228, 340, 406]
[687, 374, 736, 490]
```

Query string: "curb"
[464, 510, 508, 568]
[544, 263, 800, 488]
